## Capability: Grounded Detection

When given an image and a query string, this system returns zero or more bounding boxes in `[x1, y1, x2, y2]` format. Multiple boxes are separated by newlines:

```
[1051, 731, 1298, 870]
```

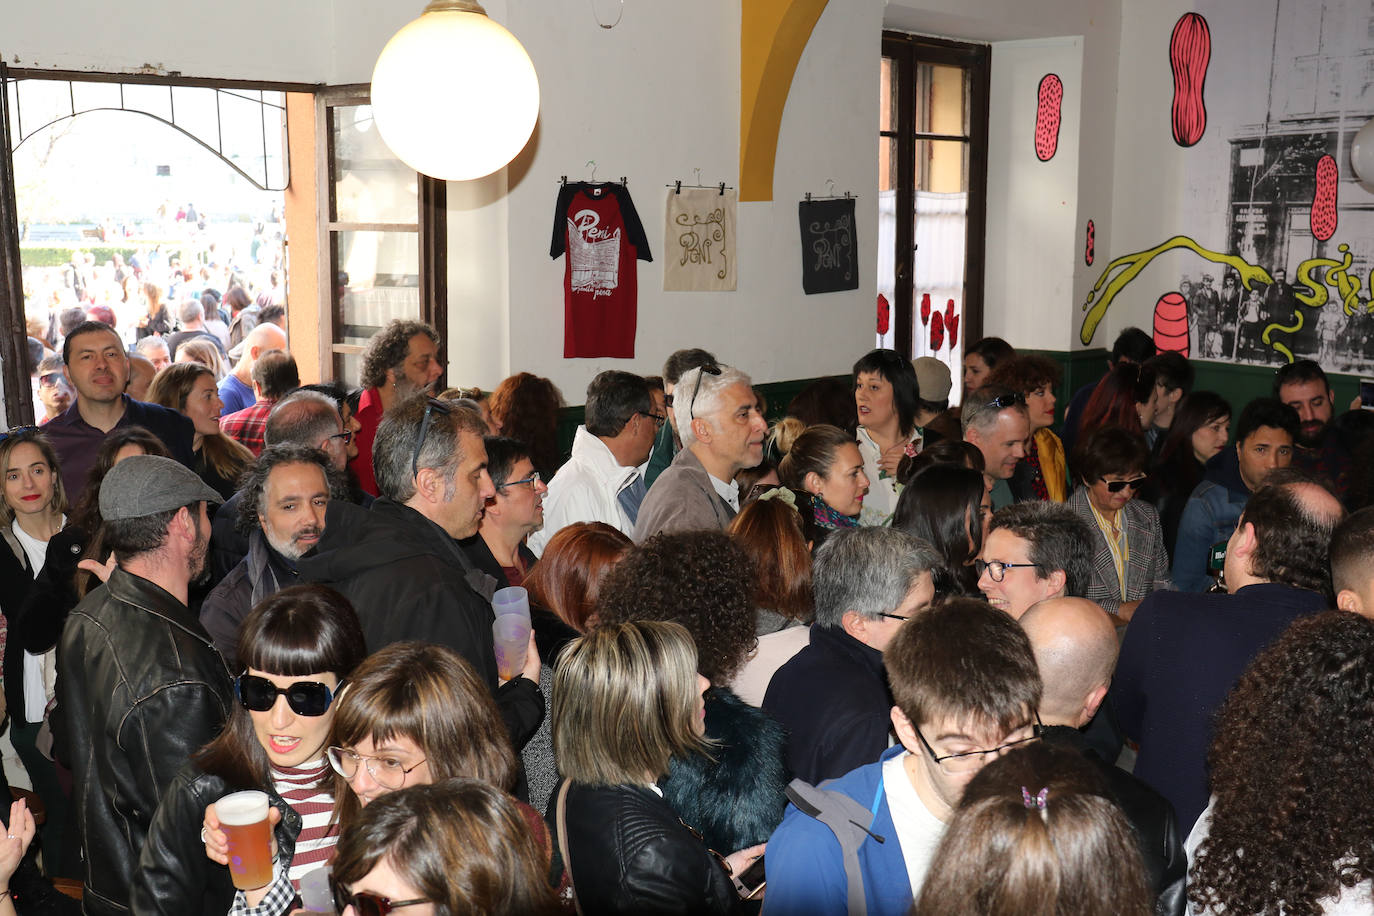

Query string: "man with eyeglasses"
[764, 527, 939, 785]
[209, 390, 361, 583]
[961, 385, 1032, 511]
[529, 370, 659, 554]
[58, 456, 233, 915]
[1019, 597, 1187, 915]
[461, 436, 548, 587]
[218, 349, 300, 456]
[299, 395, 544, 751]
[634, 363, 768, 541]
[765, 598, 1042, 915]
[34, 354, 72, 424]
[1111, 471, 1342, 835]
[201, 445, 340, 669]
[977, 501, 1095, 620]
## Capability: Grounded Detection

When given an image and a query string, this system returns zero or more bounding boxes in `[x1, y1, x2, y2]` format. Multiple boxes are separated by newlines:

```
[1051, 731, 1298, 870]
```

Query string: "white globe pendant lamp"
[370, 0, 540, 181]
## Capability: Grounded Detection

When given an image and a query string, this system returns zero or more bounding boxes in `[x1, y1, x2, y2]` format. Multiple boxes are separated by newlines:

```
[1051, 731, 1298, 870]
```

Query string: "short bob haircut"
[331, 779, 560, 916]
[552, 620, 709, 787]
[777, 424, 859, 493]
[331, 641, 517, 831]
[523, 521, 632, 632]
[194, 584, 366, 790]
[852, 348, 921, 435]
[1071, 425, 1151, 486]
[884, 596, 1042, 736]
[915, 742, 1151, 916]
[987, 501, 1096, 599]
[0, 428, 68, 526]
[727, 495, 814, 623]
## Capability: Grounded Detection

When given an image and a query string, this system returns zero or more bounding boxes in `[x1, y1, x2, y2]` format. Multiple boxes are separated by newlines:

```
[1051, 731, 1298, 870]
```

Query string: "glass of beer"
[216, 790, 274, 890]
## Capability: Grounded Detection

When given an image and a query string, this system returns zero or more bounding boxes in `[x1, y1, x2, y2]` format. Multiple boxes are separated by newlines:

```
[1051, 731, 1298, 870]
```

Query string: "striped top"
[272, 759, 337, 889]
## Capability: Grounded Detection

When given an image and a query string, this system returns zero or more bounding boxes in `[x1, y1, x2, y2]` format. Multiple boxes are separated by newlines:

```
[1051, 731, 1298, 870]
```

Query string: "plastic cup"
[492, 586, 530, 623]
[493, 613, 531, 681]
[298, 865, 332, 913]
[215, 790, 273, 891]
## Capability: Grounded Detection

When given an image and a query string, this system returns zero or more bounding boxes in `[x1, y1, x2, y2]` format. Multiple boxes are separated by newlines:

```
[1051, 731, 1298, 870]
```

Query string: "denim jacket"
[1171, 450, 1249, 592]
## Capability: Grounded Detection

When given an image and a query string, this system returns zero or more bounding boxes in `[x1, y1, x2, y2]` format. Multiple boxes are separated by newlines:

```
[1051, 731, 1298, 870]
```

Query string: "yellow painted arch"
[740, 0, 829, 201]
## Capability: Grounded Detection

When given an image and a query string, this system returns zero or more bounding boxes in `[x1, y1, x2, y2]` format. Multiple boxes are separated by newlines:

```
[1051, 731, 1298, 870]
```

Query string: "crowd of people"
[0, 311, 1372, 916]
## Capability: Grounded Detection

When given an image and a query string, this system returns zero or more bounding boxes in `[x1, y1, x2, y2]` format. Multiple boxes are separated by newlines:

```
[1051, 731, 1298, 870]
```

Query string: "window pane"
[332, 105, 418, 224]
[880, 56, 896, 133]
[911, 139, 969, 396]
[879, 135, 897, 192]
[915, 62, 970, 137]
[334, 229, 420, 344]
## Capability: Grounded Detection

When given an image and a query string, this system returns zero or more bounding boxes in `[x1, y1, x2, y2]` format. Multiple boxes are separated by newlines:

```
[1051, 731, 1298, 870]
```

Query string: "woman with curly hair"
[1187, 611, 1374, 916]
[488, 372, 566, 481]
[988, 354, 1069, 502]
[596, 531, 788, 855]
[147, 362, 253, 499]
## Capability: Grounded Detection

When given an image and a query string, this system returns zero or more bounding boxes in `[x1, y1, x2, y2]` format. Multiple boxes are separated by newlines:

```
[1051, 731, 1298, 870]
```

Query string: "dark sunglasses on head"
[331, 878, 430, 916]
[688, 364, 723, 420]
[234, 673, 337, 717]
[1102, 475, 1148, 493]
[411, 397, 453, 478]
[986, 392, 1027, 410]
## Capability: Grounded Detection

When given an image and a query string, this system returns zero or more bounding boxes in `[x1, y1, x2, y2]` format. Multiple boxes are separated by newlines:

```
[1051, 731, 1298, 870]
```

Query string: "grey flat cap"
[99, 455, 223, 521]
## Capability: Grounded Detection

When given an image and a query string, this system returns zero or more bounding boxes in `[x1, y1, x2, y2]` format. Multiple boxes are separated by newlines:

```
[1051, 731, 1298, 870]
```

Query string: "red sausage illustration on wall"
[1170, 12, 1210, 147]
[1311, 155, 1338, 242]
[1035, 74, 1063, 161]
[1085, 219, 1095, 266]
[1153, 291, 1190, 356]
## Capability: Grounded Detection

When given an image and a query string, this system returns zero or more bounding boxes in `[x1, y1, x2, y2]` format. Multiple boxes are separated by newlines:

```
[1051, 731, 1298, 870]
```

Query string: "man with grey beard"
[199, 444, 343, 669]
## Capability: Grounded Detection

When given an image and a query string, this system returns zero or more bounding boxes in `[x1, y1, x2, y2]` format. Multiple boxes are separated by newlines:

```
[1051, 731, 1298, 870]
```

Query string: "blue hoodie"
[1170, 447, 1249, 592]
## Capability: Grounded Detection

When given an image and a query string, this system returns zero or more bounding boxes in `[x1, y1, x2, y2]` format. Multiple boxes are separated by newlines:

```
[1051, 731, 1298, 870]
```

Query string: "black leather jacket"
[57, 567, 233, 915]
[551, 781, 738, 915]
[132, 766, 302, 915]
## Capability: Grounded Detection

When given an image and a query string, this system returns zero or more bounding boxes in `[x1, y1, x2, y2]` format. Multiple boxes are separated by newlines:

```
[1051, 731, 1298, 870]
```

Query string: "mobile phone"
[1360, 378, 1374, 409]
[734, 855, 766, 899]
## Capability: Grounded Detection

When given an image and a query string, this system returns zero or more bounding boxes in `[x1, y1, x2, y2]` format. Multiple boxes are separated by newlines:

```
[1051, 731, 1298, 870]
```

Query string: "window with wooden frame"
[877, 33, 989, 405]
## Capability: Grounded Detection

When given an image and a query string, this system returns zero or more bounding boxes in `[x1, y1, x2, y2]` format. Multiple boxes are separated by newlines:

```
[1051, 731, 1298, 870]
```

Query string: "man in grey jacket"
[633, 363, 767, 541]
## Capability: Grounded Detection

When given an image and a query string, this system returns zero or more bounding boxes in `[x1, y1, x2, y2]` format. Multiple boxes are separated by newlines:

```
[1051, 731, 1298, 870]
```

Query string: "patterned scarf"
[811, 494, 860, 530]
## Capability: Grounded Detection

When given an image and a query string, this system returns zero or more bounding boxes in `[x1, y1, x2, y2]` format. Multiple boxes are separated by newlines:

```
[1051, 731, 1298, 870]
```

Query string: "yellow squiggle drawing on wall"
[1080, 235, 1374, 362]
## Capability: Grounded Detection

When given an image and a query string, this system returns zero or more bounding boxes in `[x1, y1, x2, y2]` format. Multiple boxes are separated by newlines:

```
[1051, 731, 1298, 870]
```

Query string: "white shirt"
[1185, 799, 1374, 915]
[709, 472, 740, 513]
[12, 517, 63, 724]
[882, 751, 947, 899]
[856, 426, 922, 526]
[528, 426, 642, 556]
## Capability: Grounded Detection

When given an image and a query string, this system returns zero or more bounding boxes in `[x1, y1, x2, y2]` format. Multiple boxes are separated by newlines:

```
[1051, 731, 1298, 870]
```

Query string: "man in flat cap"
[57, 455, 233, 916]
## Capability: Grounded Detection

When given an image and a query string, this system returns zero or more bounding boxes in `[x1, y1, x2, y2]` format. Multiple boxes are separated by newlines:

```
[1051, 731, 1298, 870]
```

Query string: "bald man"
[127, 354, 157, 402]
[219, 321, 288, 414]
[1020, 597, 1187, 916]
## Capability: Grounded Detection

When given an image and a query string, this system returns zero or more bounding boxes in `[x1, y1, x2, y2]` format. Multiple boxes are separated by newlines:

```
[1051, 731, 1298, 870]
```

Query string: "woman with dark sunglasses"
[331, 779, 560, 916]
[132, 584, 365, 915]
[1067, 427, 1173, 622]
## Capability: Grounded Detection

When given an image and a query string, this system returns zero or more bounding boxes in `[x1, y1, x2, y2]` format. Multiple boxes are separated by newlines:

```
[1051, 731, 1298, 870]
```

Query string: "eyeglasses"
[234, 674, 338, 717]
[38, 374, 67, 389]
[0, 426, 40, 443]
[497, 471, 542, 492]
[878, 612, 912, 622]
[974, 559, 1043, 582]
[326, 746, 427, 790]
[914, 717, 1042, 773]
[326, 429, 354, 446]
[1101, 475, 1147, 493]
[330, 879, 430, 916]
[688, 364, 723, 420]
[411, 397, 452, 479]
[642, 411, 668, 430]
